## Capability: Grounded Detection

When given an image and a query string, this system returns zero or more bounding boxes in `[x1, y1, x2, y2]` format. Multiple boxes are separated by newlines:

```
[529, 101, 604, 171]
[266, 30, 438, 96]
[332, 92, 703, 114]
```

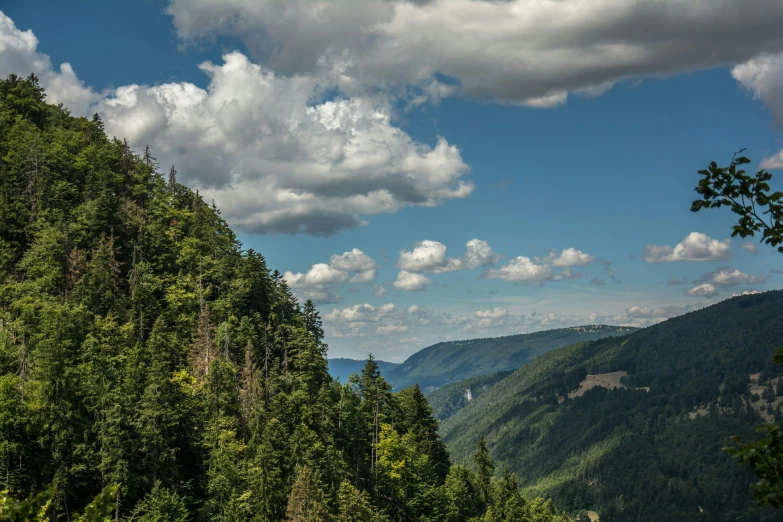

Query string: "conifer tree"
[336, 480, 387, 522]
[285, 466, 330, 522]
[473, 436, 495, 504]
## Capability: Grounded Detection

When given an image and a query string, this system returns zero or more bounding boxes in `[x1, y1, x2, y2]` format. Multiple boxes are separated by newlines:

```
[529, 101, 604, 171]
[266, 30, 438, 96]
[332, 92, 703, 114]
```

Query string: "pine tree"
[142, 145, 157, 171]
[336, 480, 387, 522]
[473, 436, 495, 504]
[302, 299, 326, 356]
[285, 466, 330, 522]
[168, 165, 177, 191]
[397, 384, 450, 480]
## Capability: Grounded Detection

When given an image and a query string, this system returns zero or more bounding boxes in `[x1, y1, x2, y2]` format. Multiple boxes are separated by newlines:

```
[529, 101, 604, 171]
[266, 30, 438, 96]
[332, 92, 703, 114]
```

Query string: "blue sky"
[2, 0, 783, 361]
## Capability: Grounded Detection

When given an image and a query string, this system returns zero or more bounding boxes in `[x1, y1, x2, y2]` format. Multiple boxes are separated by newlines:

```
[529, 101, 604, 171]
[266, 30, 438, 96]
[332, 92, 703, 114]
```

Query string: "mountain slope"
[440, 290, 783, 522]
[427, 370, 513, 422]
[327, 357, 399, 381]
[387, 325, 636, 392]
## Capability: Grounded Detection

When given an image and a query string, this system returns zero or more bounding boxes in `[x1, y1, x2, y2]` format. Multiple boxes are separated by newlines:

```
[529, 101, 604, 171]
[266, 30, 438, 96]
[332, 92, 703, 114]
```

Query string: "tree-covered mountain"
[427, 370, 513, 422]
[327, 358, 399, 382]
[386, 326, 636, 393]
[439, 290, 783, 522]
[0, 74, 573, 521]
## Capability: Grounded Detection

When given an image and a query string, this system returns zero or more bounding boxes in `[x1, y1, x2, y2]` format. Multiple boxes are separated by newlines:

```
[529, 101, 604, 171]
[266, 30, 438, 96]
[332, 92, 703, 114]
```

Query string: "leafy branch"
[691, 148, 783, 253]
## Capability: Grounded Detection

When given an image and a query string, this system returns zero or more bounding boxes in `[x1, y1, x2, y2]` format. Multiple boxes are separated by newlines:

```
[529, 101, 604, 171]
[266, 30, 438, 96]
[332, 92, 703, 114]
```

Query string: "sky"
[2, 0, 783, 362]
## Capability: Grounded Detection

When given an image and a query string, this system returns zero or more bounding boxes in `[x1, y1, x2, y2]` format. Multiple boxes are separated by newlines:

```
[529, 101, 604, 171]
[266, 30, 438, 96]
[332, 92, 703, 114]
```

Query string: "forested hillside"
[327, 358, 399, 382]
[386, 326, 636, 393]
[440, 291, 783, 522]
[0, 75, 572, 521]
[428, 371, 513, 422]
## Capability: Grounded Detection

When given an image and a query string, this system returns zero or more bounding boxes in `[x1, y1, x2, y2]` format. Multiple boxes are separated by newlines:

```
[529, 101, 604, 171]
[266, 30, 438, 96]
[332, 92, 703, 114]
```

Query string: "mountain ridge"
[387, 325, 637, 393]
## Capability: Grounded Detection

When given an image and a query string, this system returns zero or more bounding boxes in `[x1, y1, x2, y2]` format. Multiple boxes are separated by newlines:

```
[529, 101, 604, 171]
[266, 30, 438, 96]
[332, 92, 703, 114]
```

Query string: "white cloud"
[0, 11, 99, 116]
[393, 270, 431, 291]
[643, 232, 732, 263]
[0, 14, 473, 237]
[486, 256, 553, 282]
[732, 52, 783, 169]
[324, 303, 396, 323]
[474, 308, 509, 320]
[0, 13, 99, 116]
[760, 150, 783, 170]
[695, 267, 766, 287]
[167, 0, 783, 106]
[686, 283, 719, 297]
[485, 246, 598, 283]
[330, 250, 376, 271]
[397, 240, 462, 273]
[373, 285, 387, 297]
[96, 53, 473, 236]
[286, 263, 348, 286]
[396, 238, 498, 274]
[741, 242, 759, 255]
[463, 239, 500, 269]
[733, 52, 783, 127]
[732, 290, 762, 297]
[283, 248, 379, 303]
[551, 248, 595, 267]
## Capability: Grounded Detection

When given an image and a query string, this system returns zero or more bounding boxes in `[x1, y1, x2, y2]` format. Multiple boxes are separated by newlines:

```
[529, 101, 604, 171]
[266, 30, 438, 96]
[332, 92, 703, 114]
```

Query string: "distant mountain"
[327, 357, 400, 381]
[385, 325, 637, 393]
[439, 290, 783, 522]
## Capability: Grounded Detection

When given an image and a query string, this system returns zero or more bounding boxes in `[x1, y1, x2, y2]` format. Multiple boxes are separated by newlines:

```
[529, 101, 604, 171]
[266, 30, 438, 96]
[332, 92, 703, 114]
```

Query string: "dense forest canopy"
[0, 74, 575, 521]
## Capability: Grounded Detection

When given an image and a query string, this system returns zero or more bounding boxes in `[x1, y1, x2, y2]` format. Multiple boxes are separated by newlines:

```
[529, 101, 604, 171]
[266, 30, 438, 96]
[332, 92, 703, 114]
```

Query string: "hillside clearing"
[567, 371, 628, 399]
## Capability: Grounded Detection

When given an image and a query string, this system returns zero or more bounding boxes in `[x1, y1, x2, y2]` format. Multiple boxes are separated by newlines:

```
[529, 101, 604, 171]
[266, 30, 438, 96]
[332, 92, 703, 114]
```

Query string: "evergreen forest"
[0, 75, 573, 521]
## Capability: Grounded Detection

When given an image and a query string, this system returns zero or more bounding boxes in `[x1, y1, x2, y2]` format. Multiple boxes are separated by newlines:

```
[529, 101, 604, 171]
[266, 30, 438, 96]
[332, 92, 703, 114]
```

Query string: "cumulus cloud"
[484, 247, 595, 283]
[486, 256, 553, 282]
[97, 53, 472, 236]
[733, 52, 783, 127]
[760, 150, 783, 170]
[397, 240, 462, 273]
[643, 232, 732, 263]
[686, 283, 719, 297]
[732, 52, 783, 169]
[0, 14, 473, 237]
[694, 267, 767, 287]
[325, 303, 396, 323]
[324, 301, 451, 337]
[283, 248, 378, 303]
[329, 248, 378, 282]
[393, 270, 431, 291]
[167, 0, 783, 106]
[397, 238, 499, 274]
[0, 13, 99, 115]
[550, 248, 595, 267]
[463, 239, 500, 269]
